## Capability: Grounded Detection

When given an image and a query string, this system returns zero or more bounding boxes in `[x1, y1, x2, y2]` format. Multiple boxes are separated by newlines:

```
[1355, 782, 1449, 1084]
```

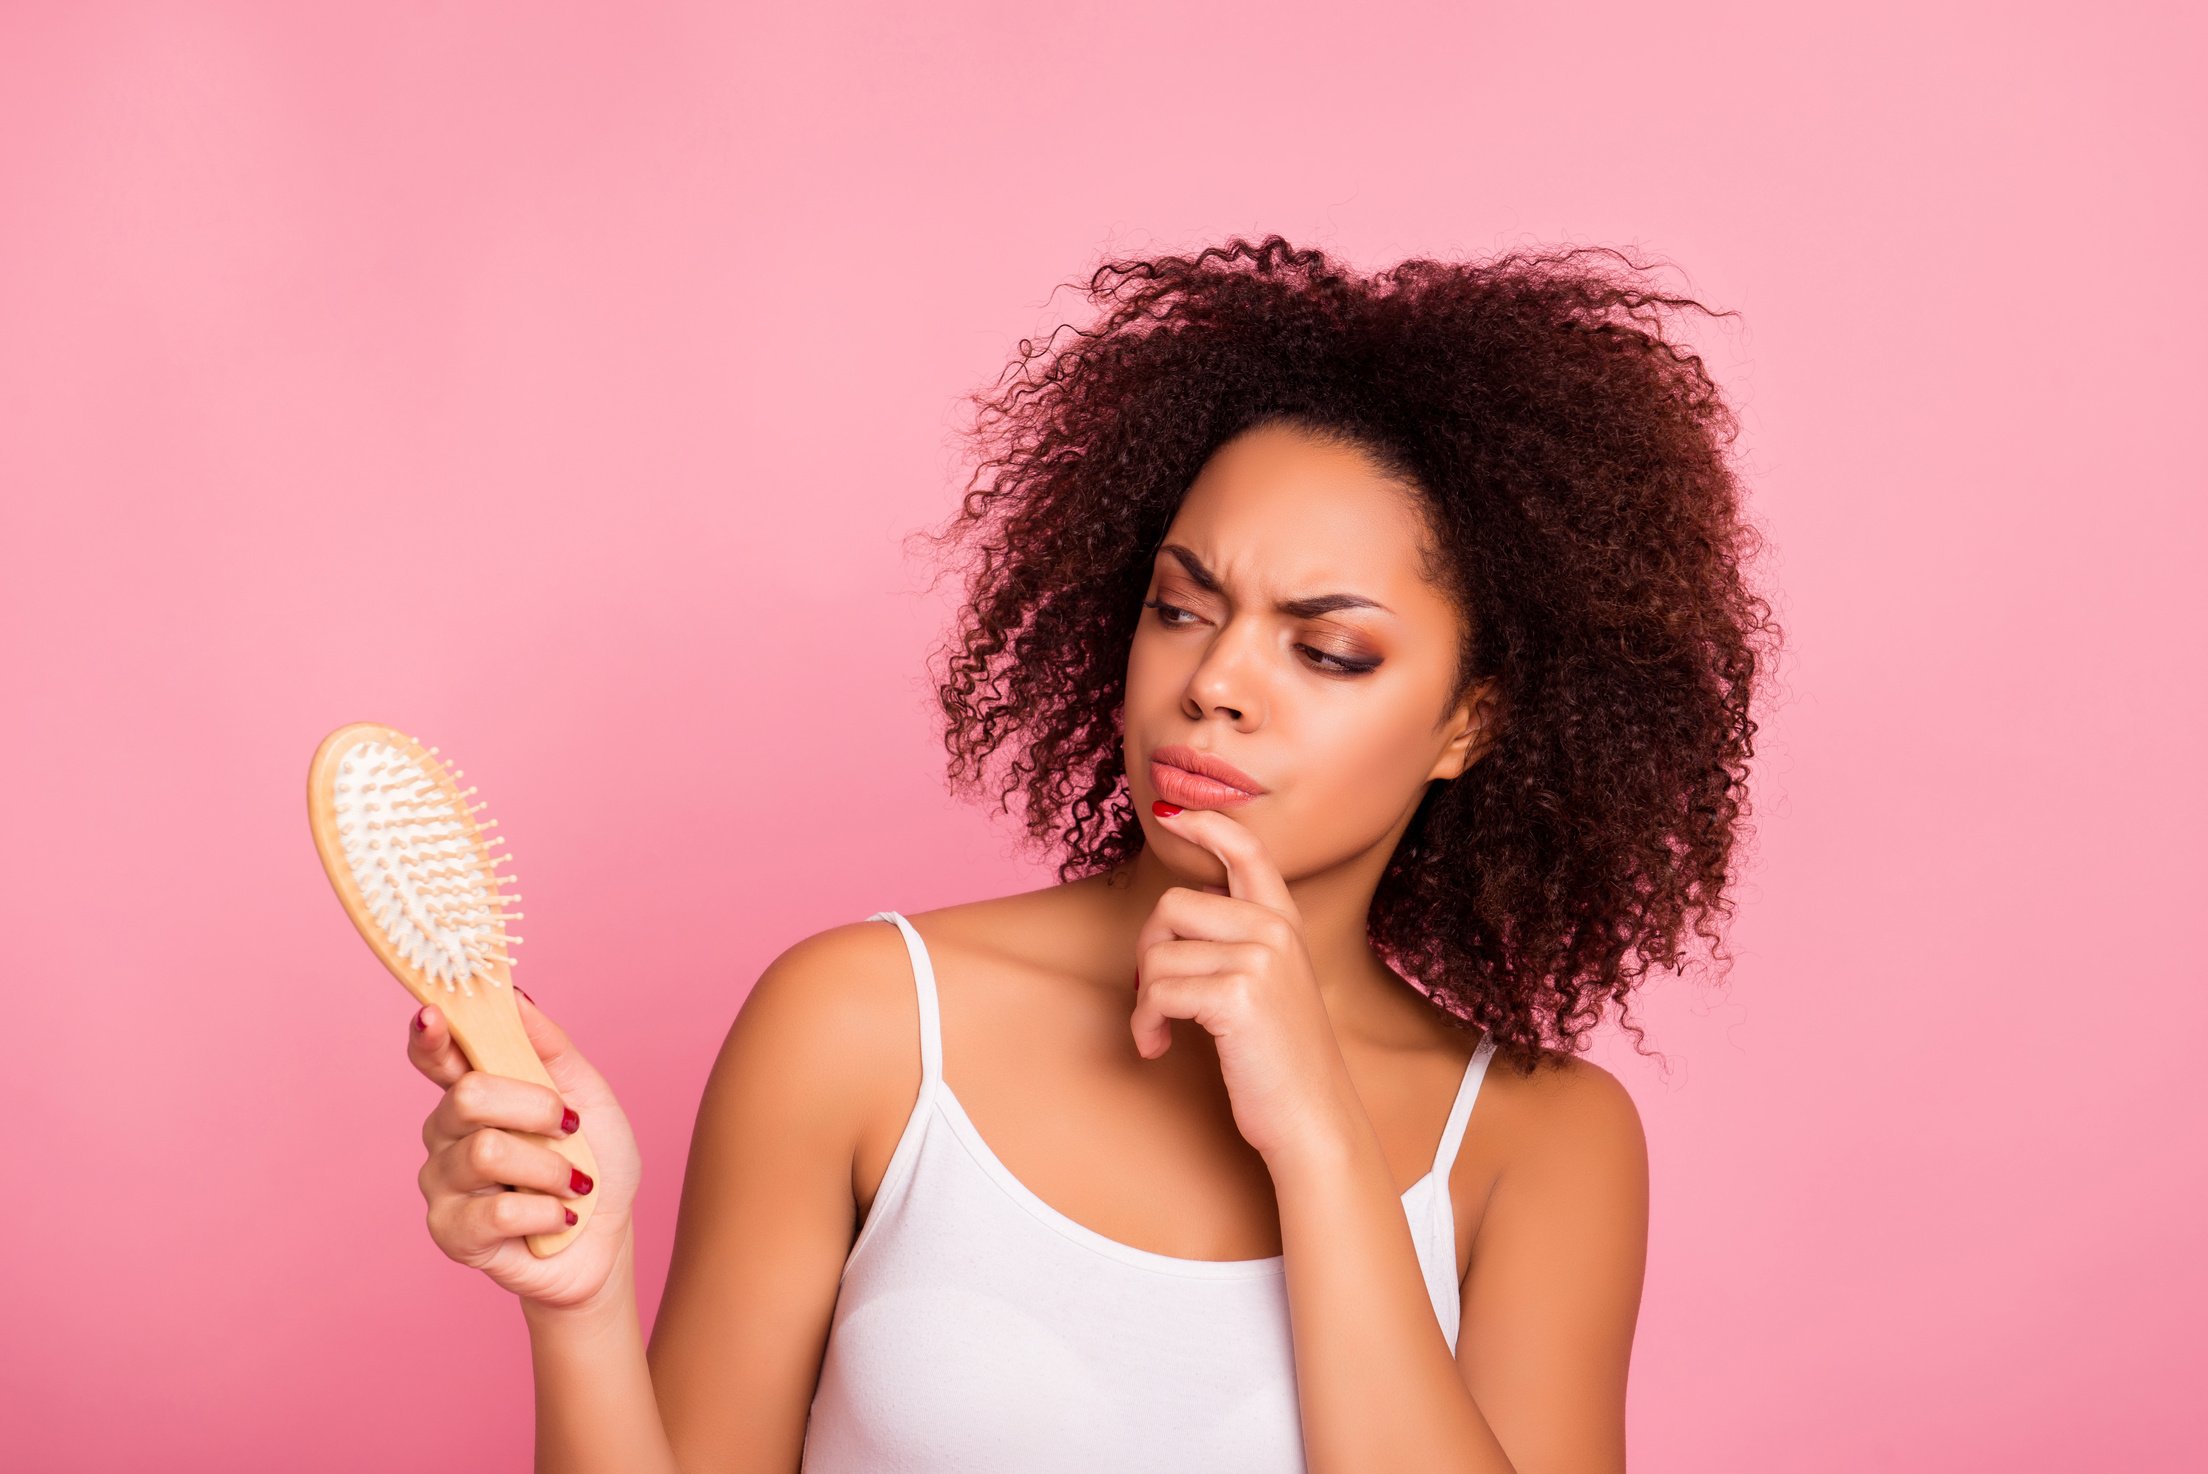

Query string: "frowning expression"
[1125, 420, 1497, 877]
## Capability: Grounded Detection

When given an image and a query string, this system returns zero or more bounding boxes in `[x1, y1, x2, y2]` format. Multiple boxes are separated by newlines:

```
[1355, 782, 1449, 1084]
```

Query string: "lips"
[1149, 744, 1266, 809]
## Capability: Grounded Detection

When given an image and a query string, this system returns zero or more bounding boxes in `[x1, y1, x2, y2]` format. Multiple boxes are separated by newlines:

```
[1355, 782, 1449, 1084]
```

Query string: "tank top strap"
[1429, 1031, 1499, 1181]
[867, 910, 943, 1089]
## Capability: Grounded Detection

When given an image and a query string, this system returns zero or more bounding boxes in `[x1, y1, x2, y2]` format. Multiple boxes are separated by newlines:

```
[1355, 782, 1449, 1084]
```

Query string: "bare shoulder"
[1474, 1046, 1649, 1201]
[710, 887, 1078, 1186]
[649, 917, 935, 1469]
[707, 916, 924, 1168]
[1436, 1039, 1647, 1258]
[727, 918, 917, 1064]
[1452, 1047, 1647, 1469]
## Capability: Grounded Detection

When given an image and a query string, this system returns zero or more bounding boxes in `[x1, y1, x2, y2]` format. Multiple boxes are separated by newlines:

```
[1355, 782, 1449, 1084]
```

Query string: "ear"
[1429, 677, 1505, 782]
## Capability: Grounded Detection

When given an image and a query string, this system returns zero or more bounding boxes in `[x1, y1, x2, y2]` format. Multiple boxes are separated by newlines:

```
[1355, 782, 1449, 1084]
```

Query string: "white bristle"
[330, 737, 515, 990]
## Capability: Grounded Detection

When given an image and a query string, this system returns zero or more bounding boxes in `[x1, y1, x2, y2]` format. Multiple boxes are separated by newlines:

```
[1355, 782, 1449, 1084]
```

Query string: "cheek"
[1122, 634, 1165, 706]
[1124, 624, 1204, 711]
[1236, 774, 1408, 881]
[1291, 700, 1446, 807]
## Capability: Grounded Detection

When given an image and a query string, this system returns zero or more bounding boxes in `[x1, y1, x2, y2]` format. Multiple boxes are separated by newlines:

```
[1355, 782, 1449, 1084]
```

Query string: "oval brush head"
[306, 721, 598, 1256]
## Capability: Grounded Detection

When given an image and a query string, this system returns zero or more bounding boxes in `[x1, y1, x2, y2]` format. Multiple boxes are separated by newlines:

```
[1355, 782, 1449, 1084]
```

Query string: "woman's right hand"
[409, 987, 644, 1313]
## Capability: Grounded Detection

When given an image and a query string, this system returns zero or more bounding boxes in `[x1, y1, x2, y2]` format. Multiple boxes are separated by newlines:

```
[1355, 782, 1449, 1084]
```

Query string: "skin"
[405, 421, 1649, 1473]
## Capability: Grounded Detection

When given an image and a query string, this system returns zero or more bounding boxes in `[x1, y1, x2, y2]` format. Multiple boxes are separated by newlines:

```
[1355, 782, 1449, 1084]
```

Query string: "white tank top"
[798, 910, 1498, 1472]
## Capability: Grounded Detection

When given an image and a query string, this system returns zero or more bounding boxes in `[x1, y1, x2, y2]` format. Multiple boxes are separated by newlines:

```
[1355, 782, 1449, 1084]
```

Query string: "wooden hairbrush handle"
[432, 975, 601, 1257]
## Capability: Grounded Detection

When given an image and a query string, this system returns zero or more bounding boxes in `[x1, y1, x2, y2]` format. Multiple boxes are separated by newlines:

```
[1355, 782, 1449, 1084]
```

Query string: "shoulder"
[1500, 1048, 1645, 1145]
[652, 920, 930, 1463]
[705, 895, 1070, 1201]
[1437, 1036, 1647, 1248]
[1463, 1045, 1649, 1297]
[1482, 1047, 1648, 1196]
[698, 917, 924, 1175]
[1451, 1047, 1646, 1462]
[716, 887, 1067, 1100]
[728, 917, 918, 1059]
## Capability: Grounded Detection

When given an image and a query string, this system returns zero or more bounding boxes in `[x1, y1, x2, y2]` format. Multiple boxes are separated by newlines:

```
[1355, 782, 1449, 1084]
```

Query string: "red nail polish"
[560, 1107, 579, 1135]
[516, 986, 535, 1004]
[411, 1006, 426, 1032]
[570, 1168, 593, 1195]
[1152, 800, 1182, 817]
[564, 1208, 577, 1225]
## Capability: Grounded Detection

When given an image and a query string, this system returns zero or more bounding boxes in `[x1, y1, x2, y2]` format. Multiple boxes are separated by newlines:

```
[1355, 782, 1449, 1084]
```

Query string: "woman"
[405, 236, 1779, 1472]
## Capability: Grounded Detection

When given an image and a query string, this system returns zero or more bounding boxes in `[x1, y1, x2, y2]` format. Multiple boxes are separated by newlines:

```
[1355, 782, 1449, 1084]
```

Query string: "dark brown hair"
[913, 235, 1783, 1071]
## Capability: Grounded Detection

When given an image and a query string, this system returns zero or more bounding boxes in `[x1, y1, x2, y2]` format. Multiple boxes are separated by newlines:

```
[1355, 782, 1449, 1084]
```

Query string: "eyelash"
[1141, 598, 1380, 676]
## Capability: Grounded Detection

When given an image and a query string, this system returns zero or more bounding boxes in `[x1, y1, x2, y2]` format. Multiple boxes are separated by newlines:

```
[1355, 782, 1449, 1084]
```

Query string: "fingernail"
[1152, 800, 1182, 817]
[412, 1006, 426, 1033]
[516, 986, 535, 1004]
[564, 1208, 577, 1225]
[570, 1168, 594, 1195]
[560, 1107, 580, 1135]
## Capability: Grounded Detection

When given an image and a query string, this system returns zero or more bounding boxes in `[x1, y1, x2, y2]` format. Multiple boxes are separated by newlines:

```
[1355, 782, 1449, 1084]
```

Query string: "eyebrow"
[1157, 543, 1394, 618]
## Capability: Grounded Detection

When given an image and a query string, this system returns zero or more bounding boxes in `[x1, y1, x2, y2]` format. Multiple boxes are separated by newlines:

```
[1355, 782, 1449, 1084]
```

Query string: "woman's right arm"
[410, 922, 912, 1474]
[522, 1225, 676, 1473]
[641, 922, 913, 1470]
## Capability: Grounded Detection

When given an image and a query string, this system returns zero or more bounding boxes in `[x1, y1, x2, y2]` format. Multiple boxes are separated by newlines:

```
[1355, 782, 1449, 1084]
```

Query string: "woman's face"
[1124, 420, 1497, 882]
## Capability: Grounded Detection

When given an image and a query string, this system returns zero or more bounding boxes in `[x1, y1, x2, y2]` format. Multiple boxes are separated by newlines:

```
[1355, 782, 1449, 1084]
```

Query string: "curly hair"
[910, 234, 1783, 1073]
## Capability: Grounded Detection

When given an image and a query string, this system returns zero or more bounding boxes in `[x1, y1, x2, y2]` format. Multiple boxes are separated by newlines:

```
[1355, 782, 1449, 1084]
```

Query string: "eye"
[1142, 597, 1199, 628]
[1298, 645, 1380, 675]
[1143, 599, 1380, 677]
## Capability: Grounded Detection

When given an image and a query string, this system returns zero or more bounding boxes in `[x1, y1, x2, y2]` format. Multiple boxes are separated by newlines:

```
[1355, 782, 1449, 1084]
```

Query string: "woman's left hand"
[1132, 801, 1363, 1168]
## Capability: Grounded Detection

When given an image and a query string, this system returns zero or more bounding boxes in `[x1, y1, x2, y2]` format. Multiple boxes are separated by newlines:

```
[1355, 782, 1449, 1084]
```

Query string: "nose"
[1181, 623, 1259, 726]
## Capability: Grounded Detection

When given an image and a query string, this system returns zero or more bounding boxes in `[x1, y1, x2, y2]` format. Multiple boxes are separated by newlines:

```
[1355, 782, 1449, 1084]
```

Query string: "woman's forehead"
[1158, 485, 1434, 603]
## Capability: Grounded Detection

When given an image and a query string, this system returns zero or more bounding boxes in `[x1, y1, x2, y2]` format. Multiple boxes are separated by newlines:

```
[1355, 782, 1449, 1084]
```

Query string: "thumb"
[513, 987, 610, 1104]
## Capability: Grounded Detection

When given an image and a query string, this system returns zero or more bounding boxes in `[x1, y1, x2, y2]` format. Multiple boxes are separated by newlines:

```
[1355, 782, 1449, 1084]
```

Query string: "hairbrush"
[306, 721, 597, 1256]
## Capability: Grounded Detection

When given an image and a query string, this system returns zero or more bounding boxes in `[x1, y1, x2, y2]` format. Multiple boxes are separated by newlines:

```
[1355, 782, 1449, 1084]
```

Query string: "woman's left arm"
[1268, 1054, 1648, 1474]
[1133, 802, 1648, 1474]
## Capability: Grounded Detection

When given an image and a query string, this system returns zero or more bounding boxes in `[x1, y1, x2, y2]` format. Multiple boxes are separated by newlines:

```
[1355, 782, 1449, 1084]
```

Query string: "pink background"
[4, 4, 2201, 1470]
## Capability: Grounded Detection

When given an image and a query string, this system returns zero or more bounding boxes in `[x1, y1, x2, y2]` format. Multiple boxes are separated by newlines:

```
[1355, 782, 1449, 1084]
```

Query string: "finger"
[508, 986, 607, 1105]
[1130, 944, 1254, 1059]
[1132, 883, 1278, 970]
[430, 1180, 576, 1261]
[424, 1067, 576, 1153]
[1129, 938, 1245, 1058]
[407, 1002, 471, 1089]
[1148, 804, 1299, 919]
[427, 1123, 595, 1201]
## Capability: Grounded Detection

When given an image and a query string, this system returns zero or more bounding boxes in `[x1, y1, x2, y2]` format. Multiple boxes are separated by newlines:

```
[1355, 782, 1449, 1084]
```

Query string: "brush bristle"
[331, 737, 516, 995]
